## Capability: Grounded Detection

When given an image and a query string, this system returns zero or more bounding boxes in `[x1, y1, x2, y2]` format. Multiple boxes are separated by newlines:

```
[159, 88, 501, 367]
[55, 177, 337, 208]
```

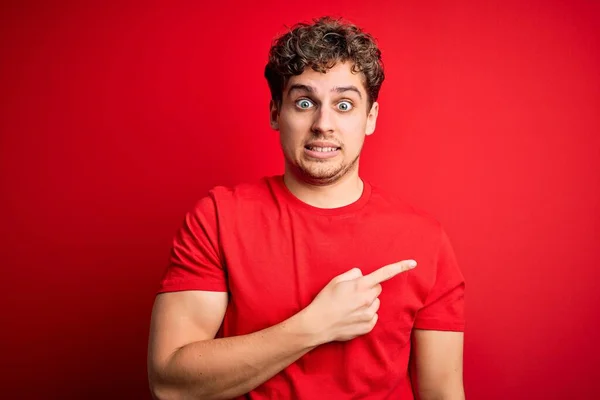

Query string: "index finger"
[360, 260, 417, 287]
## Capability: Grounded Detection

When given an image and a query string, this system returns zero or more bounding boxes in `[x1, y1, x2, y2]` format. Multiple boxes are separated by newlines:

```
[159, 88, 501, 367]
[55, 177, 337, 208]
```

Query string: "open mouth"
[304, 145, 341, 153]
[303, 145, 341, 159]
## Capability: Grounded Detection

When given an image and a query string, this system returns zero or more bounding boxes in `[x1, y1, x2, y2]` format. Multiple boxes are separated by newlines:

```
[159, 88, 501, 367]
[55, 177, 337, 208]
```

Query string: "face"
[270, 62, 379, 185]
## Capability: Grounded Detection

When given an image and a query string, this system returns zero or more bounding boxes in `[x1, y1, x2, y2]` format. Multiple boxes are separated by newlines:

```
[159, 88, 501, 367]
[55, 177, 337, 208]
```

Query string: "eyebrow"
[287, 84, 314, 95]
[287, 84, 363, 99]
[333, 85, 362, 99]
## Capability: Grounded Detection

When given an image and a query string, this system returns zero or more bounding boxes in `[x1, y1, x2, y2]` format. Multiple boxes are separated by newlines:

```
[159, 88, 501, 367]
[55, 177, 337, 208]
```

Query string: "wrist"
[285, 307, 328, 349]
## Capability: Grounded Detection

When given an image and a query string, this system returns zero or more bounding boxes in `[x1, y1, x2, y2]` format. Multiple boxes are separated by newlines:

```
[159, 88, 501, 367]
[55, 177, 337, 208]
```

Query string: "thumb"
[334, 267, 363, 283]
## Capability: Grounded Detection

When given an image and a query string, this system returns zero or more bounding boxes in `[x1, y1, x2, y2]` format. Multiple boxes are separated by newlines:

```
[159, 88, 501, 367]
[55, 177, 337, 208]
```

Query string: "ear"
[269, 100, 279, 130]
[365, 101, 379, 136]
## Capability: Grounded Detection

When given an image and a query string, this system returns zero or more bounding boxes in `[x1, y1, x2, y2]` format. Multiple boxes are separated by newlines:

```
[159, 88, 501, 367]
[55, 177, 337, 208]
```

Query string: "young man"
[148, 16, 465, 400]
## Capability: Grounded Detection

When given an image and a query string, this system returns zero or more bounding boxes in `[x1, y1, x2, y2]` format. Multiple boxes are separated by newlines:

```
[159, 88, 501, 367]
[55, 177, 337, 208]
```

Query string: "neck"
[283, 165, 364, 209]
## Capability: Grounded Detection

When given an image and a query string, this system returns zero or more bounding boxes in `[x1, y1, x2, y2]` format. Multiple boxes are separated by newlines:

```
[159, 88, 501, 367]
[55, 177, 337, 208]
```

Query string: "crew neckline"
[271, 174, 372, 216]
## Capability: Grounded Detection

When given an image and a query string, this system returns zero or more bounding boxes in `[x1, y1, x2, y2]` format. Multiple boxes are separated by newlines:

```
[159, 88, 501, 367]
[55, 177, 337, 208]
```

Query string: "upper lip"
[305, 141, 341, 148]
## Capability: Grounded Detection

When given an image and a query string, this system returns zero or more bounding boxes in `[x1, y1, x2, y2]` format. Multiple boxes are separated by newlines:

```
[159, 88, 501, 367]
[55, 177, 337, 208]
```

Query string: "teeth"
[309, 147, 337, 152]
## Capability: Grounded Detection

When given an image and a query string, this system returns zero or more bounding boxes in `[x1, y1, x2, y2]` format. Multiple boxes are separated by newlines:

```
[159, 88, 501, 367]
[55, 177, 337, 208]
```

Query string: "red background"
[1, 1, 599, 399]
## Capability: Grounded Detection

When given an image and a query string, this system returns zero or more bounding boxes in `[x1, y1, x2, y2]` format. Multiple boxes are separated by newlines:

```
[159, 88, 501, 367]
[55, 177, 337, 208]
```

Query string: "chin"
[285, 151, 359, 184]
[296, 163, 347, 184]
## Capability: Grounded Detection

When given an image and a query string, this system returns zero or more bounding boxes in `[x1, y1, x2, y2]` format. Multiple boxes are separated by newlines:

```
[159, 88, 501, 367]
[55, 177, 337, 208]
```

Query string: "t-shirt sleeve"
[413, 227, 465, 331]
[157, 193, 228, 293]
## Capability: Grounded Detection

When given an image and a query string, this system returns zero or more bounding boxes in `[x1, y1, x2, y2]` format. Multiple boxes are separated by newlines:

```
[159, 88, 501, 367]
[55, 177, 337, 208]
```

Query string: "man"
[148, 16, 465, 400]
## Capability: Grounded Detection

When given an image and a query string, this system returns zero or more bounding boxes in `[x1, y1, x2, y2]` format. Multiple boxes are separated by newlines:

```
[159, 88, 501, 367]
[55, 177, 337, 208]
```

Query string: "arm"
[147, 290, 319, 400]
[147, 261, 416, 400]
[411, 329, 465, 400]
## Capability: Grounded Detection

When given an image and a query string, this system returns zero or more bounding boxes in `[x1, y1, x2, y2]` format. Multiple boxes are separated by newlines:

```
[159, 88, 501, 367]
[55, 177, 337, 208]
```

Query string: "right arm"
[147, 260, 416, 400]
[147, 290, 320, 400]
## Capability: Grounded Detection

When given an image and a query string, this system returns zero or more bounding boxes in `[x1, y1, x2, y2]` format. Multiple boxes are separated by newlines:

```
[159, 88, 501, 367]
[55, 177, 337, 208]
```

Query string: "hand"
[301, 259, 417, 345]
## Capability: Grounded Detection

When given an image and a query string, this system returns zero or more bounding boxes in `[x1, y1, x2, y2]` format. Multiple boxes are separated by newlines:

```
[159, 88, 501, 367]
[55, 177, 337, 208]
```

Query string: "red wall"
[2, 1, 599, 399]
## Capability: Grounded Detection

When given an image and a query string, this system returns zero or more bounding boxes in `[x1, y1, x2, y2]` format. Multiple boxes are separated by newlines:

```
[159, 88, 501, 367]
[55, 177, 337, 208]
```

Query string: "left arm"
[410, 329, 465, 400]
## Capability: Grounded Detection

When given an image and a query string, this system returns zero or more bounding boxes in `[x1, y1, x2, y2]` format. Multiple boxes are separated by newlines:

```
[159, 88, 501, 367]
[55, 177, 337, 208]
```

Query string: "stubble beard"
[288, 150, 361, 186]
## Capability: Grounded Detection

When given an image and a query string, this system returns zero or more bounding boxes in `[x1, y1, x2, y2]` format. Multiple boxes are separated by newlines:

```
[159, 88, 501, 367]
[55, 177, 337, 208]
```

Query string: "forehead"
[285, 62, 366, 97]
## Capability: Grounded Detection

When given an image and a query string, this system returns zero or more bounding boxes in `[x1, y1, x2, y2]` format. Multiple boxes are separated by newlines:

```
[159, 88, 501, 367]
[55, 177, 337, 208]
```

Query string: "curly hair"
[264, 16, 385, 110]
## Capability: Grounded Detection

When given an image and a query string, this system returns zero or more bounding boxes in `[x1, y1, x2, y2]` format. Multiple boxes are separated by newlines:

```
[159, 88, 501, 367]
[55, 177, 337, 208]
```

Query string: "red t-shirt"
[158, 175, 465, 399]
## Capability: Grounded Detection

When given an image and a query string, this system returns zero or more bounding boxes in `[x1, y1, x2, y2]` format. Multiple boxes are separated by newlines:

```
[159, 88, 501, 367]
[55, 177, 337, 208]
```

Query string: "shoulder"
[192, 175, 278, 213]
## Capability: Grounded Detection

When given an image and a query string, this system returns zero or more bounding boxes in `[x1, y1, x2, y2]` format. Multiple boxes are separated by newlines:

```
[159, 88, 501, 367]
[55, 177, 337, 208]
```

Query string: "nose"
[311, 106, 334, 134]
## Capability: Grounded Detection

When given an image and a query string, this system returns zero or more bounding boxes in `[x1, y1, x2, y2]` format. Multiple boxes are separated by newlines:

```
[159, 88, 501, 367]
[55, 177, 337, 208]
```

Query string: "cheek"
[280, 115, 308, 142]
[339, 117, 367, 147]
[278, 124, 303, 155]
[344, 139, 364, 157]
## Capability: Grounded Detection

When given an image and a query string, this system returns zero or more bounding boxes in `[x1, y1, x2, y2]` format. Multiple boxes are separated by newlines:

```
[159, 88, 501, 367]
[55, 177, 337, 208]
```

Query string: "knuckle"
[372, 313, 379, 324]
[369, 314, 379, 329]
[364, 303, 378, 319]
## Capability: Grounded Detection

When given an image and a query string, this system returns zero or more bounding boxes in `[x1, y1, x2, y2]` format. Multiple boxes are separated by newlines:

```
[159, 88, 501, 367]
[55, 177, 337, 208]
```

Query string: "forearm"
[150, 311, 320, 400]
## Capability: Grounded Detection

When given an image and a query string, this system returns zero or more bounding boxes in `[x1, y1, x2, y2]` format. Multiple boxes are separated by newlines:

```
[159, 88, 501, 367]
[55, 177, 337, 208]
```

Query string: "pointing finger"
[333, 267, 363, 283]
[360, 260, 417, 287]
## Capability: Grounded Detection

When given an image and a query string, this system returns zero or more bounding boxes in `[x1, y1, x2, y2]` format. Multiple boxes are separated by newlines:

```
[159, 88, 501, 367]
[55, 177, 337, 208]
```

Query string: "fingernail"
[408, 260, 417, 268]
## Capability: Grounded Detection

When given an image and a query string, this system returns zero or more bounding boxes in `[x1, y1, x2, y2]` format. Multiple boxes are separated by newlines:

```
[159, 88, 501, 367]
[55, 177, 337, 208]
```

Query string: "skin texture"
[269, 61, 378, 209]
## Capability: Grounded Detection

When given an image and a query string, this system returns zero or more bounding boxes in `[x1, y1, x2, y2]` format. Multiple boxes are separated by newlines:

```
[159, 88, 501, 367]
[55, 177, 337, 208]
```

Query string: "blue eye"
[337, 101, 353, 111]
[296, 99, 314, 109]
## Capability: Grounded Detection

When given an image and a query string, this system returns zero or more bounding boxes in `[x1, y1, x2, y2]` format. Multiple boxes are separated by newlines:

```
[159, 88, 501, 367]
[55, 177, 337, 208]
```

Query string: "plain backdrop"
[1, 1, 599, 399]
